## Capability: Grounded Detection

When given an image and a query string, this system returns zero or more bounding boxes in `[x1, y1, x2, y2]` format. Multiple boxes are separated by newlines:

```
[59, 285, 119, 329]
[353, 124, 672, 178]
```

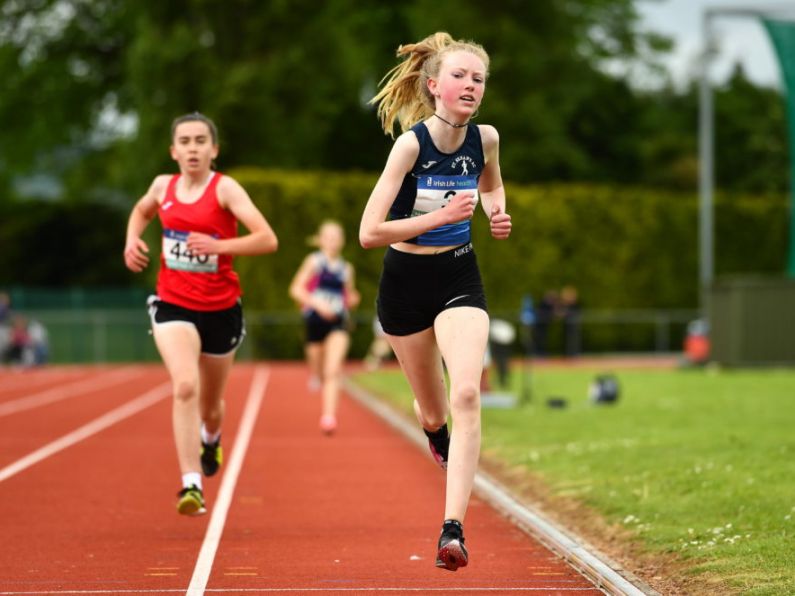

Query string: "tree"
[1, 0, 671, 202]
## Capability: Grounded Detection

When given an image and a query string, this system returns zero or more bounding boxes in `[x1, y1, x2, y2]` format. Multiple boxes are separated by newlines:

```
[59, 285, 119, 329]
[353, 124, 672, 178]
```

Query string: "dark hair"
[170, 112, 219, 144]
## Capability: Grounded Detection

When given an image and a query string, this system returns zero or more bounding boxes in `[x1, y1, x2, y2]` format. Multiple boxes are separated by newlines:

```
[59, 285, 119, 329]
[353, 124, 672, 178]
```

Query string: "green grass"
[350, 365, 795, 595]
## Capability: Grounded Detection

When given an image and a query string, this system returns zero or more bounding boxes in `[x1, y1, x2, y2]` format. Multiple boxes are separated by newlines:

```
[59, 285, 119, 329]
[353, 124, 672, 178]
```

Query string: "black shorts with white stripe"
[147, 296, 245, 356]
[376, 242, 487, 337]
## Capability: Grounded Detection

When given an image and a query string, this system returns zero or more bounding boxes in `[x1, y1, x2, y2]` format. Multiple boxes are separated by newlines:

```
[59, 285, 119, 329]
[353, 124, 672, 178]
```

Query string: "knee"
[322, 364, 342, 382]
[450, 382, 480, 413]
[173, 378, 198, 403]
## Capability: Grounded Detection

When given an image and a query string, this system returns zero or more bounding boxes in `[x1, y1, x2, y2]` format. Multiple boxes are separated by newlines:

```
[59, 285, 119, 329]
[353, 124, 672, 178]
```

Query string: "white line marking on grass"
[0, 367, 144, 418]
[0, 382, 171, 483]
[186, 366, 270, 596]
[343, 379, 656, 596]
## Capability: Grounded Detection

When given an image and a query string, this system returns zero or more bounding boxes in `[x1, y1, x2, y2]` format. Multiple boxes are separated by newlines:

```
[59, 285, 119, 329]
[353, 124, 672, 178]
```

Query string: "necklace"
[433, 113, 468, 128]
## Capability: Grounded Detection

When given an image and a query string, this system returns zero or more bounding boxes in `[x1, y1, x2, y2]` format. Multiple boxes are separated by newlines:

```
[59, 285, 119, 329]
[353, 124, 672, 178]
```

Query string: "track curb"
[343, 378, 660, 596]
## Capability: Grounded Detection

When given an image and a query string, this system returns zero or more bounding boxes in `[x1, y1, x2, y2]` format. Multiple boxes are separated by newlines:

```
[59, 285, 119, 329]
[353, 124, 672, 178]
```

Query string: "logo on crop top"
[162, 201, 173, 211]
[451, 155, 477, 176]
[421, 160, 438, 169]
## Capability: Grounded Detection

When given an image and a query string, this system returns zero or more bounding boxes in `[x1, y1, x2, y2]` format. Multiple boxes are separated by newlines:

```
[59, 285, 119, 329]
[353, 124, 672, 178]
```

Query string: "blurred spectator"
[683, 319, 710, 366]
[364, 316, 393, 371]
[28, 319, 49, 365]
[2, 311, 49, 367]
[529, 286, 582, 358]
[0, 291, 10, 359]
[0, 291, 10, 325]
[519, 294, 535, 356]
[4, 314, 31, 365]
[559, 285, 581, 357]
[489, 319, 516, 389]
[533, 290, 558, 357]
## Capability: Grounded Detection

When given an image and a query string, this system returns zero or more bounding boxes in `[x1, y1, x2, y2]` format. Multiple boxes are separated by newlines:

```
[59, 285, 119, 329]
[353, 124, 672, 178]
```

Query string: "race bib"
[313, 288, 345, 315]
[413, 175, 479, 216]
[162, 229, 218, 273]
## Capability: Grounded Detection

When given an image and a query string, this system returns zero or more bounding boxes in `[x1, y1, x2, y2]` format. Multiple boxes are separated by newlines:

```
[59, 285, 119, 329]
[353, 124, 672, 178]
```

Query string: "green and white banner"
[763, 17, 795, 276]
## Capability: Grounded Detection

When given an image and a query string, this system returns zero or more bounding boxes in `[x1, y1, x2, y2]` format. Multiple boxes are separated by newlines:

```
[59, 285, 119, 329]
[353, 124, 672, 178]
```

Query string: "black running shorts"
[147, 296, 245, 356]
[305, 312, 349, 344]
[376, 242, 488, 337]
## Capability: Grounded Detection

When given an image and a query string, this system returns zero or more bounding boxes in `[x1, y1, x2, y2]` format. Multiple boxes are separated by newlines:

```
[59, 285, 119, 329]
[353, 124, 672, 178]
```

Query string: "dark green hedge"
[230, 168, 788, 357]
[2, 170, 786, 358]
[232, 168, 788, 309]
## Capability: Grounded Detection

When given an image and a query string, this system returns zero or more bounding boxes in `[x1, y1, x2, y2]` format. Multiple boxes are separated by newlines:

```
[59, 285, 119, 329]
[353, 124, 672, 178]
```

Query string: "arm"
[344, 263, 361, 310]
[359, 132, 478, 249]
[187, 176, 278, 257]
[478, 125, 512, 240]
[123, 175, 169, 273]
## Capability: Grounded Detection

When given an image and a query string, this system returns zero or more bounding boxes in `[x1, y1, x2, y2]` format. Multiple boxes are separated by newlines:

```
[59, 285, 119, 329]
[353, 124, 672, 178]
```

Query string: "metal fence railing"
[5, 308, 700, 364]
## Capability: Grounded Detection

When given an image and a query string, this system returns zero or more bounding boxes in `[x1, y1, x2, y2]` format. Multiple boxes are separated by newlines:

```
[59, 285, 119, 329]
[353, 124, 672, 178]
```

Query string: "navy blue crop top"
[389, 121, 484, 246]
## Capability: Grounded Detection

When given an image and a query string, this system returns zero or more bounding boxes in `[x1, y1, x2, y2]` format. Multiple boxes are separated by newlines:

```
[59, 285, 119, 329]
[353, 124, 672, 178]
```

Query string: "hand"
[124, 238, 150, 272]
[186, 232, 219, 256]
[346, 289, 361, 310]
[441, 192, 477, 224]
[312, 299, 339, 321]
[489, 204, 512, 240]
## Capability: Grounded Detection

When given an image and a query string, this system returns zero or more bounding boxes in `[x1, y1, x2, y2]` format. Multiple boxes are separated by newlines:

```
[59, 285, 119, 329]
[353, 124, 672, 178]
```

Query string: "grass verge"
[350, 362, 795, 596]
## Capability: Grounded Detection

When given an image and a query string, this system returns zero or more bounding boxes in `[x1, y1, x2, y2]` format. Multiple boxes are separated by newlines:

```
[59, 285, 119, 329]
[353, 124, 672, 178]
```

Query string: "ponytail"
[370, 32, 489, 137]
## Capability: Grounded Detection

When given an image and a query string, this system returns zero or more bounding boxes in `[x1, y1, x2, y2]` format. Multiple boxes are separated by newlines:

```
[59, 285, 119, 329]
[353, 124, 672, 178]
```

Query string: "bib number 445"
[162, 229, 218, 273]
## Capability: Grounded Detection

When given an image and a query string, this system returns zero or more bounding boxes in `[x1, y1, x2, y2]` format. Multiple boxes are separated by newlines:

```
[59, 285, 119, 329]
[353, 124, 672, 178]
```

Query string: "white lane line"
[0, 367, 145, 418]
[0, 368, 85, 393]
[0, 382, 171, 483]
[186, 366, 271, 596]
[0, 588, 599, 594]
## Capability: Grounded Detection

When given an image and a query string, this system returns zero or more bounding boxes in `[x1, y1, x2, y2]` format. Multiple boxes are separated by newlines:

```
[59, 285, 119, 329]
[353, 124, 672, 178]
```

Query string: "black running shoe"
[200, 439, 223, 477]
[436, 519, 468, 571]
[176, 485, 206, 516]
[424, 424, 449, 470]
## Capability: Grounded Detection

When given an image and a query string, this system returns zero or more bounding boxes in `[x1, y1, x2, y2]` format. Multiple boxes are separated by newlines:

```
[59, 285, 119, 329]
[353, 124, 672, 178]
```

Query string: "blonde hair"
[370, 32, 490, 138]
[308, 220, 344, 247]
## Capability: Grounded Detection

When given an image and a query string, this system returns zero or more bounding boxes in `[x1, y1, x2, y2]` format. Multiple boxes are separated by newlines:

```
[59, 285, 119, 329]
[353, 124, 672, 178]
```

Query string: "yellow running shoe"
[200, 439, 223, 477]
[176, 485, 206, 516]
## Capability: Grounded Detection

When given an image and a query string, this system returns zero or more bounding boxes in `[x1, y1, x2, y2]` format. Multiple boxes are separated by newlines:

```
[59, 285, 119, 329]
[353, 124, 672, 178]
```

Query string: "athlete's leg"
[198, 351, 235, 435]
[152, 323, 202, 476]
[387, 327, 449, 431]
[305, 342, 323, 389]
[434, 306, 489, 523]
[319, 329, 350, 419]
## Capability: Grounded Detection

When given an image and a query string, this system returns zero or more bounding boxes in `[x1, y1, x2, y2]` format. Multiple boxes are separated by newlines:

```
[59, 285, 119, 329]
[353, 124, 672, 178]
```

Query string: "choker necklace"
[433, 113, 468, 128]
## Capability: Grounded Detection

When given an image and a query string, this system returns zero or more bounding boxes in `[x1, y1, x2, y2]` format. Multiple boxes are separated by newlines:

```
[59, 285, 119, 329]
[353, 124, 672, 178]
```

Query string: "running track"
[0, 363, 604, 595]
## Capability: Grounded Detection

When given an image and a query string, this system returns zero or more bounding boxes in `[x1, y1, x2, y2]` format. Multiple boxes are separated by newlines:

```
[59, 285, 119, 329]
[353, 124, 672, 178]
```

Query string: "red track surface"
[0, 363, 603, 595]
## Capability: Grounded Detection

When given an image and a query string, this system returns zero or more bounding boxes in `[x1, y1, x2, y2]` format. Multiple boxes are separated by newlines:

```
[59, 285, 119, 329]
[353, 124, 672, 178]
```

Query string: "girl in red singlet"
[123, 112, 278, 515]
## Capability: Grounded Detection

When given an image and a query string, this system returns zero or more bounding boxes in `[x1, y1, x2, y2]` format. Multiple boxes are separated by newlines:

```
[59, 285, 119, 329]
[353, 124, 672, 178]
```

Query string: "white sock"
[201, 424, 221, 445]
[182, 472, 202, 490]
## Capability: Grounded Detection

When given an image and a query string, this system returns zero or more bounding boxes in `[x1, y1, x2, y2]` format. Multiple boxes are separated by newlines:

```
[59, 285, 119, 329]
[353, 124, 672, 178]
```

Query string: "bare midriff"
[391, 242, 461, 255]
